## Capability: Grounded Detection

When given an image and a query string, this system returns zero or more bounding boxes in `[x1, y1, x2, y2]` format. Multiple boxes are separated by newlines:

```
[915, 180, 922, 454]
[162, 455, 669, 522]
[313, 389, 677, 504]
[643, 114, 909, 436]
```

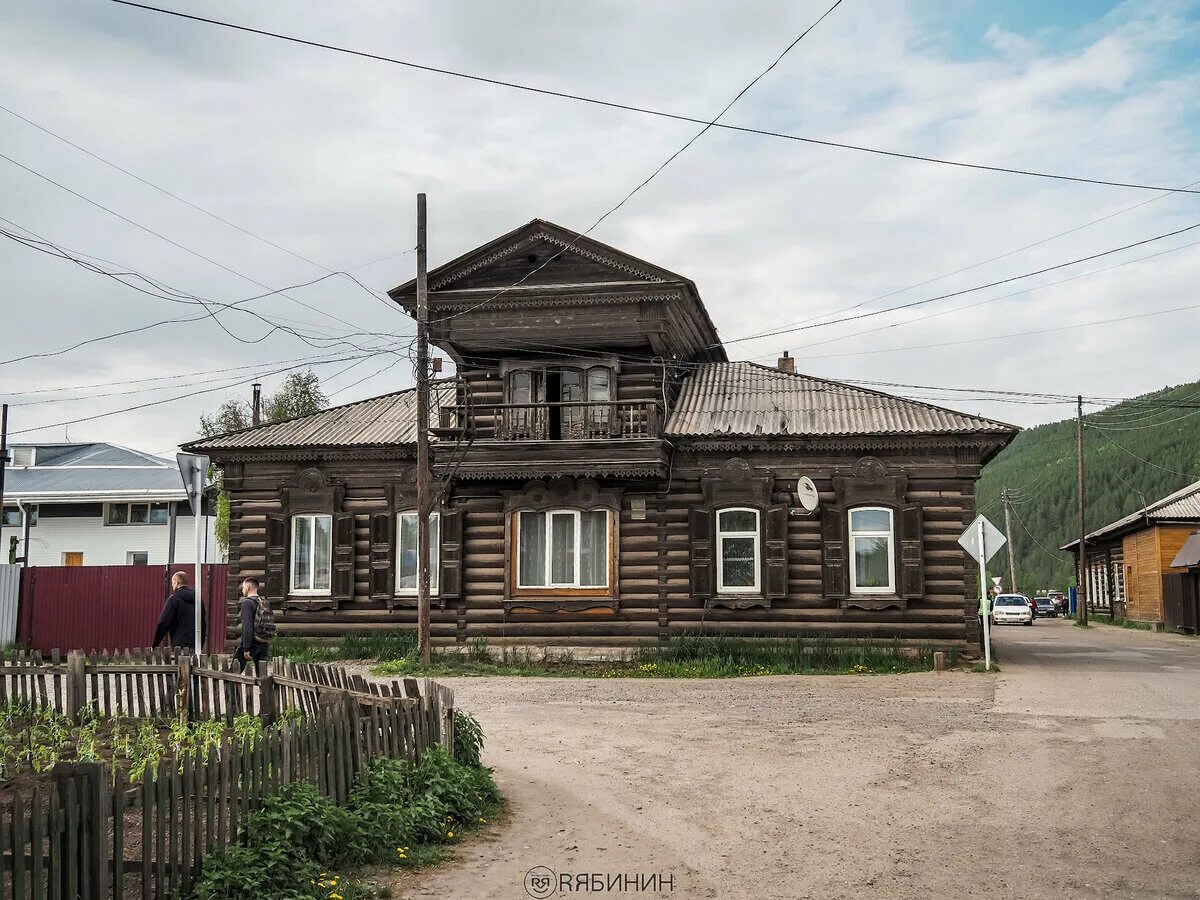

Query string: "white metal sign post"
[958, 514, 1006, 672]
[177, 453, 210, 657]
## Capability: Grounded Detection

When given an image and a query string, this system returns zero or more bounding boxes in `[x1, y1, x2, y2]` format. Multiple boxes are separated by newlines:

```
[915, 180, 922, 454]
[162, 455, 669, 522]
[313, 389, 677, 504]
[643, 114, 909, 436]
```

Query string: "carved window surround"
[502, 477, 622, 612]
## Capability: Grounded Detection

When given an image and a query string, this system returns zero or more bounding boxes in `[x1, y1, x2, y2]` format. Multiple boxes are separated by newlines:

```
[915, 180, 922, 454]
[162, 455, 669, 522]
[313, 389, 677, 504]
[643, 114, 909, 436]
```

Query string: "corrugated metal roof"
[1064, 478, 1200, 548]
[187, 384, 456, 450]
[3, 443, 185, 501]
[665, 362, 1017, 438]
[1170, 532, 1200, 568]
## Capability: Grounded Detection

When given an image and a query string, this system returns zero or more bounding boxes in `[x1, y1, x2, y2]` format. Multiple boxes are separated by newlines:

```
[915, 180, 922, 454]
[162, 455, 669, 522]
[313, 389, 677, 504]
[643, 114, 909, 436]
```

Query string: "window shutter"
[369, 511, 393, 601]
[689, 508, 714, 600]
[332, 513, 355, 601]
[821, 507, 847, 599]
[765, 504, 788, 600]
[439, 508, 464, 601]
[265, 514, 287, 600]
[898, 502, 925, 599]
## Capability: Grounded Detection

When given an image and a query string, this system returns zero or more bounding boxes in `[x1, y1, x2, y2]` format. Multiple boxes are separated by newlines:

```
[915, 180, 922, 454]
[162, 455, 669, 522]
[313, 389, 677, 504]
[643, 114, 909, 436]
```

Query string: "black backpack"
[252, 595, 277, 642]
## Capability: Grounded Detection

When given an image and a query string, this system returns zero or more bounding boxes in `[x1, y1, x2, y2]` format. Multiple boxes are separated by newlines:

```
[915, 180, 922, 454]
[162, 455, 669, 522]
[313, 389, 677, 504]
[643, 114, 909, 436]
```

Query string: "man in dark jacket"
[235, 576, 270, 672]
[153, 571, 206, 651]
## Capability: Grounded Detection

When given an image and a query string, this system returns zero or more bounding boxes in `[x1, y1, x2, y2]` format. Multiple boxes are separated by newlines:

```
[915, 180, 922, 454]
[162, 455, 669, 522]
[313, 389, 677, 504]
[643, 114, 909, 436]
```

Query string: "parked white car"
[992, 594, 1033, 626]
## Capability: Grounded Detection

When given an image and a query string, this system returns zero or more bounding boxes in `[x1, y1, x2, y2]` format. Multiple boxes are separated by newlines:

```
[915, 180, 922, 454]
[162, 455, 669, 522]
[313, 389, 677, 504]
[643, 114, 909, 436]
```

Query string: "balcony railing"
[438, 400, 663, 441]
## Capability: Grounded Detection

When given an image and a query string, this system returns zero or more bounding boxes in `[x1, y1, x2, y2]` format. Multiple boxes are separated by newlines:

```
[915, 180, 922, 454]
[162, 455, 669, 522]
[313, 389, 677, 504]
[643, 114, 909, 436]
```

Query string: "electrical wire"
[0, 151, 406, 344]
[721, 219, 1200, 347]
[425, 0, 845, 327]
[1008, 505, 1070, 563]
[1085, 425, 1200, 479]
[108, 0, 1200, 196]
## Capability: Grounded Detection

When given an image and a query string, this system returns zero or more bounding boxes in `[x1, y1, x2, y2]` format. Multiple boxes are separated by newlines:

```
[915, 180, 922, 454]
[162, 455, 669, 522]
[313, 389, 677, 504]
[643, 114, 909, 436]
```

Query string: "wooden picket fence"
[0, 651, 456, 899]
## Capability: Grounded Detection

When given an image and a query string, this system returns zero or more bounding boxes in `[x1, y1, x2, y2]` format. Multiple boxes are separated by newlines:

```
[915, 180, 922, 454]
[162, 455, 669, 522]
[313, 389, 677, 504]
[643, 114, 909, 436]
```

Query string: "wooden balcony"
[437, 400, 663, 442]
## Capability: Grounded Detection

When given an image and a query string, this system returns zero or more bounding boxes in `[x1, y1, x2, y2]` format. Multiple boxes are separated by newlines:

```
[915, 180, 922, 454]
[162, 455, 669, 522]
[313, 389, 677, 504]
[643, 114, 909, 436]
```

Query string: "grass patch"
[361, 635, 956, 678]
[1089, 614, 1155, 631]
[969, 662, 1001, 673]
[273, 632, 418, 663]
[1072, 619, 1092, 628]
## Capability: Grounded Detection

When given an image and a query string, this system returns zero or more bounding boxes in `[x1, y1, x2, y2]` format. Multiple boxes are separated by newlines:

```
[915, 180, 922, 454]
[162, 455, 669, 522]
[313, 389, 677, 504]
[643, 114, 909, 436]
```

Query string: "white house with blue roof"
[1, 442, 220, 567]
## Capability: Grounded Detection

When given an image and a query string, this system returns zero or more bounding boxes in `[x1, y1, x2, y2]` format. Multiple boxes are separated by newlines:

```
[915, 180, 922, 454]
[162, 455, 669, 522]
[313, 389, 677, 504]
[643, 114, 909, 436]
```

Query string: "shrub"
[190, 843, 317, 900]
[453, 711, 485, 768]
[248, 781, 366, 870]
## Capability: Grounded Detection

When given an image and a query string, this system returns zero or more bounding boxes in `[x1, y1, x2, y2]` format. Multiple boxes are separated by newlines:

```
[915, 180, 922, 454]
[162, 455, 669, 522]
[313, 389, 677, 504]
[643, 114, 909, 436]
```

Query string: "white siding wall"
[0, 515, 221, 567]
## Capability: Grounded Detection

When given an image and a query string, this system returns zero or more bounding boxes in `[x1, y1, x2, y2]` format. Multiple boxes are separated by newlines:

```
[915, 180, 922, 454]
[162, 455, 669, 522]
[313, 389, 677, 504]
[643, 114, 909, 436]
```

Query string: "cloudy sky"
[2, 0, 1198, 455]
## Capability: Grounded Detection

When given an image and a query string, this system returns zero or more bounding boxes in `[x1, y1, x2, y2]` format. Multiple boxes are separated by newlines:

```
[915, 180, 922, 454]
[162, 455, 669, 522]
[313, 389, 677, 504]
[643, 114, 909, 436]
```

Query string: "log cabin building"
[186, 220, 1018, 650]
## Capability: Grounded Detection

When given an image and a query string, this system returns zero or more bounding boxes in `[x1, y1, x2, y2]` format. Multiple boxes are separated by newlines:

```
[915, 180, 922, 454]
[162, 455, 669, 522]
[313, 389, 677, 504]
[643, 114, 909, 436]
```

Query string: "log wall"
[220, 444, 981, 648]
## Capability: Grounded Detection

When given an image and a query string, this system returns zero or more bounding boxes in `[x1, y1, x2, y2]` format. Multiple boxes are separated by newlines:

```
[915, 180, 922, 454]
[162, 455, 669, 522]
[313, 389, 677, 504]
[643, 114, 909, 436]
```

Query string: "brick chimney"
[777, 351, 795, 374]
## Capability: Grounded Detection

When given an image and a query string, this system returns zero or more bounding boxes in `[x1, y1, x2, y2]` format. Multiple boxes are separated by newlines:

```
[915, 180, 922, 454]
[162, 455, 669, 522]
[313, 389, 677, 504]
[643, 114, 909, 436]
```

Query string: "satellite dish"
[796, 476, 820, 512]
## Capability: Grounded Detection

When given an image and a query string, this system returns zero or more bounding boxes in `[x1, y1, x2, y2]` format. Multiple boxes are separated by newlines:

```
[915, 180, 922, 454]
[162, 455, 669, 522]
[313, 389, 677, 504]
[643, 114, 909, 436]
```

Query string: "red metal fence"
[15, 564, 227, 653]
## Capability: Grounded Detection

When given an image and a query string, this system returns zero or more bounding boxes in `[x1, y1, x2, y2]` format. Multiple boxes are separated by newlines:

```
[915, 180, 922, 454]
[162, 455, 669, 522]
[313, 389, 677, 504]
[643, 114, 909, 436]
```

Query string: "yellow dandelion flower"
[447, 831, 455, 838]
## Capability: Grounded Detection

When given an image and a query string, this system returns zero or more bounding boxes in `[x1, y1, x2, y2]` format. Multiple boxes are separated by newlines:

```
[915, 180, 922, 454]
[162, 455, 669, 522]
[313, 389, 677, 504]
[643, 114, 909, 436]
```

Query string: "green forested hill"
[976, 381, 1200, 595]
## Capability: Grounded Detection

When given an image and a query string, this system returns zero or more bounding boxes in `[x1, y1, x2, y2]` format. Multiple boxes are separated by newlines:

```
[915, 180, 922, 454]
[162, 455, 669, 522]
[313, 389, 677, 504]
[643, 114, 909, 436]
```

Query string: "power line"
[0, 102, 331, 274]
[722, 219, 1200, 346]
[425, 0, 845, 326]
[9, 351, 391, 436]
[766, 236, 1200, 357]
[1009, 505, 1070, 563]
[0, 151, 406, 344]
[1086, 425, 1200, 479]
[0, 226, 410, 364]
[732, 179, 1200, 341]
[109, 0, 1200, 196]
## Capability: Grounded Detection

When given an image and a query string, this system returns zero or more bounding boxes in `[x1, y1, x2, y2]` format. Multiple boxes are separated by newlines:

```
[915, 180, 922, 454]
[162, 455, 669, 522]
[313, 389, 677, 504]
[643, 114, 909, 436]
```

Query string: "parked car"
[992, 594, 1034, 626]
[1049, 591, 1067, 614]
[1034, 597, 1058, 618]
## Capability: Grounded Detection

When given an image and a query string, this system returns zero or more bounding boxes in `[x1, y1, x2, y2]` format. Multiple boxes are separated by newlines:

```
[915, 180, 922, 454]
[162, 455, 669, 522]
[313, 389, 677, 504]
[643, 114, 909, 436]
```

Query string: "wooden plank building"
[1062, 478, 1200, 625]
[186, 220, 1018, 650]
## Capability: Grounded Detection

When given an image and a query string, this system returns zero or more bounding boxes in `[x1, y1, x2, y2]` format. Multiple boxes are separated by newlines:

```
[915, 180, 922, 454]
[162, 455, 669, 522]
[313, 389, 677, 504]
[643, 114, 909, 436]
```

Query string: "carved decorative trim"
[454, 466, 663, 480]
[430, 230, 667, 290]
[701, 457, 773, 508]
[832, 457, 907, 506]
[208, 450, 416, 463]
[280, 467, 345, 515]
[840, 598, 908, 611]
[383, 467, 419, 510]
[430, 290, 684, 313]
[504, 599, 619, 614]
[679, 436, 1004, 453]
[502, 477, 622, 514]
[706, 596, 771, 610]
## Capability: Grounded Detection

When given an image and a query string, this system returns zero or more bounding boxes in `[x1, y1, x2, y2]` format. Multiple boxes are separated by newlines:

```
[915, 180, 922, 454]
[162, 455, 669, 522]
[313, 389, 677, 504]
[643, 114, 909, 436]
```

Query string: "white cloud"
[1, 0, 1198, 449]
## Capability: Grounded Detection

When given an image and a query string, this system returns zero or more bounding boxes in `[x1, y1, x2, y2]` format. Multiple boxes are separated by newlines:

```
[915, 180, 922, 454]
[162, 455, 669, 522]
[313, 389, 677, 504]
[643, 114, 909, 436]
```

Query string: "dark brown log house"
[186, 220, 1018, 650]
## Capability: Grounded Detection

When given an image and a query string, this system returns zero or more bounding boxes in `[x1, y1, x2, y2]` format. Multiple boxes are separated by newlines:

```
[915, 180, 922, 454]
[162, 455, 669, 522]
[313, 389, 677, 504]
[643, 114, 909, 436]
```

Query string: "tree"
[199, 370, 329, 552]
[263, 372, 327, 423]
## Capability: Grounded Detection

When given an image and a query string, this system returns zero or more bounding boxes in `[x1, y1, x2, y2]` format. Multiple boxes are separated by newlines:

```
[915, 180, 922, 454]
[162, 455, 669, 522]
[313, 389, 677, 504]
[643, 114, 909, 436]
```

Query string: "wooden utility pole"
[0, 404, 8, 518]
[1002, 488, 1017, 593]
[415, 193, 432, 666]
[1076, 395, 1088, 625]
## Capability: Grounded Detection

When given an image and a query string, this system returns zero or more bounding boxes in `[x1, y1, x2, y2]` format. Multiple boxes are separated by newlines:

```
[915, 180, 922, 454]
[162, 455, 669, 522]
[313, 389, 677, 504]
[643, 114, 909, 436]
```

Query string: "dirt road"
[398, 621, 1200, 900]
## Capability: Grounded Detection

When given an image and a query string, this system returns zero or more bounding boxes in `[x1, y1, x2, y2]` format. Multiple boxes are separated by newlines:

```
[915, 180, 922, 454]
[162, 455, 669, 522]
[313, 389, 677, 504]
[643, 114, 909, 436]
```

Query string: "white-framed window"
[291, 514, 333, 594]
[516, 509, 611, 589]
[716, 507, 760, 593]
[105, 502, 170, 526]
[396, 512, 441, 595]
[849, 507, 895, 595]
[127, 551, 149, 566]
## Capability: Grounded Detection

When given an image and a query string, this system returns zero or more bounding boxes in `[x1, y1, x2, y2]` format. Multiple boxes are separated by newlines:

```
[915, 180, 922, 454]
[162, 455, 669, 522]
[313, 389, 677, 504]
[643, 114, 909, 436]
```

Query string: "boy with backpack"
[236, 576, 276, 673]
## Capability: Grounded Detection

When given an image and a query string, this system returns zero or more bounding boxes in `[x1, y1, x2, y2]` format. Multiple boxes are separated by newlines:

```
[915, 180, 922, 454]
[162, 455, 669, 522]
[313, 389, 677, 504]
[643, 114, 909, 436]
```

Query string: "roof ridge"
[192, 382, 437, 445]
[692, 360, 1019, 432]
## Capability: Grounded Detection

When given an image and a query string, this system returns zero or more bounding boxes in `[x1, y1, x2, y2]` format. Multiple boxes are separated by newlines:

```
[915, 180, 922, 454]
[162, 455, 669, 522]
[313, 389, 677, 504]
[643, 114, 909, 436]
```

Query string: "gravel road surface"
[394, 620, 1200, 900]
